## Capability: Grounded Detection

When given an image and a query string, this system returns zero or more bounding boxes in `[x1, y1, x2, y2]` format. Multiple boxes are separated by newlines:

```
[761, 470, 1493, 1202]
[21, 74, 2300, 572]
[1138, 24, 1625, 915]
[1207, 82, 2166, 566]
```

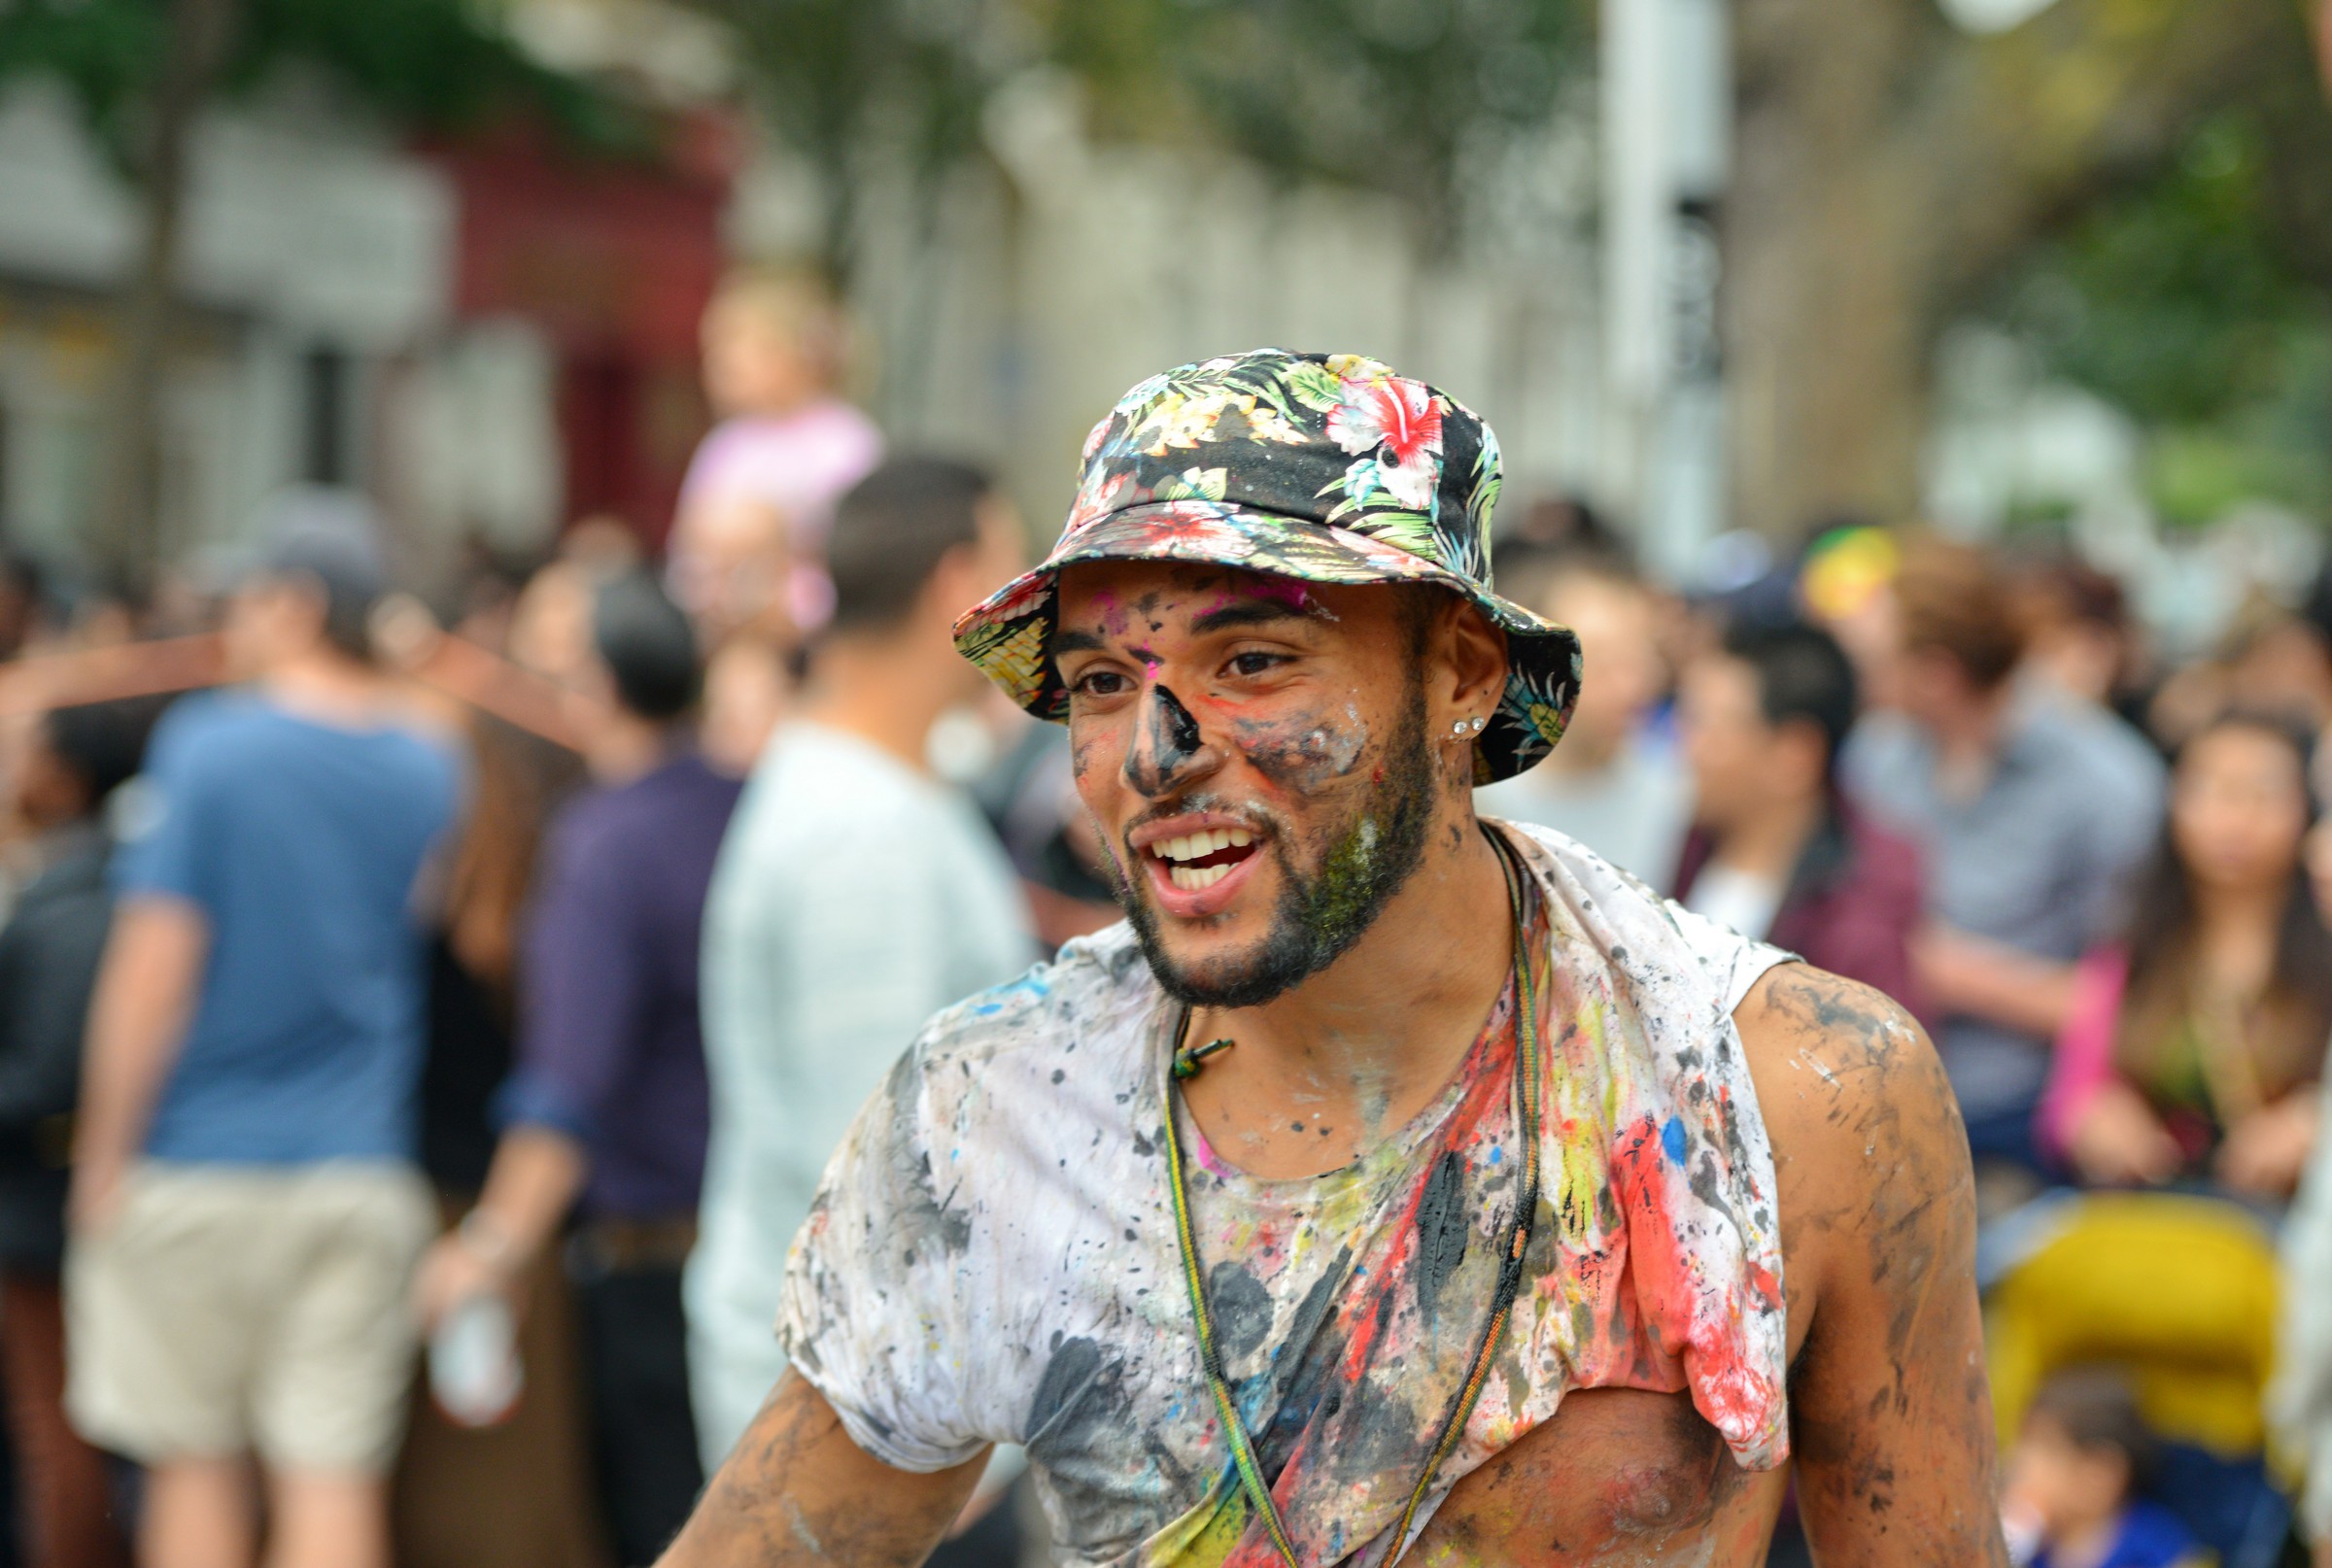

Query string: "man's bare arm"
[1737, 966, 2009, 1566]
[659, 1372, 984, 1568]
[70, 896, 207, 1230]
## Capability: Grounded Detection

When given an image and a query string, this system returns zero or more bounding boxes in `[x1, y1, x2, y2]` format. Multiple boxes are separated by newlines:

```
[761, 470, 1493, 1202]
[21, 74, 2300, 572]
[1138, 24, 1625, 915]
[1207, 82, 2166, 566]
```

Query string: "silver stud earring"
[1451, 720, 1468, 738]
[1469, 716, 1487, 733]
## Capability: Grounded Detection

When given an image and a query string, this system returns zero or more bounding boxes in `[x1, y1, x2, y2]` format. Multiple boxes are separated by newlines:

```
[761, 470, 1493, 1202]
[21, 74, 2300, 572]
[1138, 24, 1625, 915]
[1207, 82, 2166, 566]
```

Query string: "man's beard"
[1113, 685, 1436, 1010]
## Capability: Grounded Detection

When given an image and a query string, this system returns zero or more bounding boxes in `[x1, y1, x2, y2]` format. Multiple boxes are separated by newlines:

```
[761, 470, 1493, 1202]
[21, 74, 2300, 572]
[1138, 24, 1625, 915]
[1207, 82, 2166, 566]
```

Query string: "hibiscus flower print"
[1326, 374, 1443, 511]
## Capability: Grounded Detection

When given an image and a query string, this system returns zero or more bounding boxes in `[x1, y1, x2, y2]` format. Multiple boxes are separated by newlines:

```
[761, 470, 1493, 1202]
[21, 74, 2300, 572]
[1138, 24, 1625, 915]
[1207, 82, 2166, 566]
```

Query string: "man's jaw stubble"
[1108, 697, 1436, 1011]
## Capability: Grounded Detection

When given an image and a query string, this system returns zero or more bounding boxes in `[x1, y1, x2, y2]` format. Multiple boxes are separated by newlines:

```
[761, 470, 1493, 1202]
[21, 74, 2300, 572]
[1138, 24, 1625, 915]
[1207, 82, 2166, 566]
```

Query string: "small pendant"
[1172, 1037, 1236, 1080]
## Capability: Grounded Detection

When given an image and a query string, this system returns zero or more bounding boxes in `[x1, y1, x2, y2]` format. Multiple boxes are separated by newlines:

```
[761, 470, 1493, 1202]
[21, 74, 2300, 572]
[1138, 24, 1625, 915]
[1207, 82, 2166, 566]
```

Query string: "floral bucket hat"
[952, 348, 1581, 783]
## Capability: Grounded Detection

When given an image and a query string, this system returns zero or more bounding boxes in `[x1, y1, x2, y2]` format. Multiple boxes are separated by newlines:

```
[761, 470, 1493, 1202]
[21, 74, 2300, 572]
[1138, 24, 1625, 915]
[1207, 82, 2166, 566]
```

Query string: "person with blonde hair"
[668, 267, 883, 768]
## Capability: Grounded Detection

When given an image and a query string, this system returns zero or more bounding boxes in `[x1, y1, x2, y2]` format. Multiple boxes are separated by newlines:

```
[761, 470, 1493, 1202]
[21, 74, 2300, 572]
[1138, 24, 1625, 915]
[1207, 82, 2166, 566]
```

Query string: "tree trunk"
[1725, 0, 1954, 537]
[90, 0, 241, 594]
[1723, 0, 2293, 541]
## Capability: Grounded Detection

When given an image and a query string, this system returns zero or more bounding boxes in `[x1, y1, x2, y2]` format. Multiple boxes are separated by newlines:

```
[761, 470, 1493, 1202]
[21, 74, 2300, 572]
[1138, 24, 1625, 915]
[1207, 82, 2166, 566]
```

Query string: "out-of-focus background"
[3, 0, 2326, 614]
[6, 3, 2332, 1568]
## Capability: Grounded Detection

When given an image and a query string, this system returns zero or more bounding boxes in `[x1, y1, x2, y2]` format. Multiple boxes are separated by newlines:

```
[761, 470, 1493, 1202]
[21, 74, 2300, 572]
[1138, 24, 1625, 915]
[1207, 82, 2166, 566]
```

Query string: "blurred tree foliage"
[1046, 0, 1585, 241]
[0, 0, 635, 582]
[679, 0, 1588, 281]
[676, 0, 1022, 284]
[1728, 0, 2314, 536]
[0, 0, 631, 173]
[1993, 75, 2332, 526]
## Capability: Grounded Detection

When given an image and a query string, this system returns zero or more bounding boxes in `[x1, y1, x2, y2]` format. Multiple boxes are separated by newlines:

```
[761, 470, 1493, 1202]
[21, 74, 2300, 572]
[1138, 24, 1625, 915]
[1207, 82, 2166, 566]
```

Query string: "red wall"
[432, 119, 736, 550]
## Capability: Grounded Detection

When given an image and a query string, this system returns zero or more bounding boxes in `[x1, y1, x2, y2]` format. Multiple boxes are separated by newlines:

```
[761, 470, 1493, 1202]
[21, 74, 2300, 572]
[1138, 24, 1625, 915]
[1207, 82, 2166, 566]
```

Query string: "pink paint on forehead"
[1198, 574, 1311, 617]
[1086, 590, 1133, 636]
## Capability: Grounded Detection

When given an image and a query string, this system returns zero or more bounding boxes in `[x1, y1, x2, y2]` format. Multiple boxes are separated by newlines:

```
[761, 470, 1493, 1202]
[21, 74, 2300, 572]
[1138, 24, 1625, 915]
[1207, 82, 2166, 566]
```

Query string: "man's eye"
[1226, 651, 1285, 678]
[1072, 669, 1132, 697]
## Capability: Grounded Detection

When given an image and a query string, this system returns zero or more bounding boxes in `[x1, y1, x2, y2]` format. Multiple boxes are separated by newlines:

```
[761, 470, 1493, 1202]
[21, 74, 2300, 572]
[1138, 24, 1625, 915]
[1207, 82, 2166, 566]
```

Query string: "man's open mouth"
[1148, 828, 1258, 892]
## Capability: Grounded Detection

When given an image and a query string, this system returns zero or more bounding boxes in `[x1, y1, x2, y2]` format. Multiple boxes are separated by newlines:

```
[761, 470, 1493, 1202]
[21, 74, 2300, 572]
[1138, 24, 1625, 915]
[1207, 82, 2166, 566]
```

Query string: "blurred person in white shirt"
[686, 459, 1033, 1473]
[1474, 549, 1692, 888]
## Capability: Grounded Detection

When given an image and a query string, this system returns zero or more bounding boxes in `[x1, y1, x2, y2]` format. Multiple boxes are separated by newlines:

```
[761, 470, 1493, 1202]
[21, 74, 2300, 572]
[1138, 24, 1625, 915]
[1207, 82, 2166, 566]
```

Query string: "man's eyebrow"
[1189, 600, 1311, 634]
[1053, 629, 1107, 655]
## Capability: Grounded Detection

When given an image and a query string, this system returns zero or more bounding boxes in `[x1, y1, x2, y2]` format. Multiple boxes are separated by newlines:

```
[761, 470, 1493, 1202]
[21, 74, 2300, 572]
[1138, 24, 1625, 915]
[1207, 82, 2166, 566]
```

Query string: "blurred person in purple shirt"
[416, 572, 741, 1566]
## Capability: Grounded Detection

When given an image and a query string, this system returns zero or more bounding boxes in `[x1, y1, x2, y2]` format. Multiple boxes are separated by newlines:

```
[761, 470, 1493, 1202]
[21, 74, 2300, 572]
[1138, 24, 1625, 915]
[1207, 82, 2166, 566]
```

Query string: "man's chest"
[1408, 1386, 1791, 1565]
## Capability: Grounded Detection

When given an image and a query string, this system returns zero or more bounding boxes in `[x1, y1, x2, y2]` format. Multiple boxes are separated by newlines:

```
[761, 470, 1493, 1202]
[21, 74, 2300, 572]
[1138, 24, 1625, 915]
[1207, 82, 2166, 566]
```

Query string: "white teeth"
[1153, 827, 1258, 867]
[1169, 863, 1233, 891]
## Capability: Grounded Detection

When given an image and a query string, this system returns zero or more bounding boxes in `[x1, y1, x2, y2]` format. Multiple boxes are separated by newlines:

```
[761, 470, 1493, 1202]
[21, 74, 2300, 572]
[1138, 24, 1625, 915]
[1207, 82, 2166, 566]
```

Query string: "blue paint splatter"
[1661, 1114, 1688, 1166]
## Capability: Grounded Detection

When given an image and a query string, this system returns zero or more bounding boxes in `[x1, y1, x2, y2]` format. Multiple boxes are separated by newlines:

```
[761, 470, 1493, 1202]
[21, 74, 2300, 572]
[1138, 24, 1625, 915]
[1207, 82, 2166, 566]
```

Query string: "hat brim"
[952, 501, 1581, 784]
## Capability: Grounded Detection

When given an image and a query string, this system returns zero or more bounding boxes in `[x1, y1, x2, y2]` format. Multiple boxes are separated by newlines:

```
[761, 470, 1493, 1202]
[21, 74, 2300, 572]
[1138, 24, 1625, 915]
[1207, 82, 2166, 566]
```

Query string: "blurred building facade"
[0, 81, 461, 576]
[737, 67, 1610, 563]
[0, 73, 730, 593]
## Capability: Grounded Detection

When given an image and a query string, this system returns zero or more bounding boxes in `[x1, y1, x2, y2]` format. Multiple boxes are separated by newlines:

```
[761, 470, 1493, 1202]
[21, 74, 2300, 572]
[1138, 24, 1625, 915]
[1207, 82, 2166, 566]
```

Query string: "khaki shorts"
[66, 1161, 435, 1473]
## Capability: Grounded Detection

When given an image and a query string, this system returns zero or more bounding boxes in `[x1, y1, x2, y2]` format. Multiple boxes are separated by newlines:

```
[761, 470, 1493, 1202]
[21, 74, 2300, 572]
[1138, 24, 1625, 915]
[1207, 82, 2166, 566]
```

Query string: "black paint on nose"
[1124, 684, 1205, 796]
[1155, 686, 1201, 757]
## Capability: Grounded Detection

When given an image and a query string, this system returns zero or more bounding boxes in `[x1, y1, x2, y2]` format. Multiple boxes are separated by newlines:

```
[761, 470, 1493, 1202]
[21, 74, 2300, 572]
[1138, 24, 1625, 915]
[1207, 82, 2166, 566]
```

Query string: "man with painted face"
[659, 351, 2005, 1568]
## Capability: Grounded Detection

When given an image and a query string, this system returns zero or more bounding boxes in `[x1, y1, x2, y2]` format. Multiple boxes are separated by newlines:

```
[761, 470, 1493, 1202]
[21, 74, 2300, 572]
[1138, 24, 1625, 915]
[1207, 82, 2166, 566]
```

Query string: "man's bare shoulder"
[1729, 965, 1973, 1328]
[1730, 970, 2005, 1561]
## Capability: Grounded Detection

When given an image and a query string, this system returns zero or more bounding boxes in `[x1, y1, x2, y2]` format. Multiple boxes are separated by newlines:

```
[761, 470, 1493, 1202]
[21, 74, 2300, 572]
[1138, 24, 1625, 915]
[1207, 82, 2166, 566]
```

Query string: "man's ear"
[1438, 596, 1510, 721]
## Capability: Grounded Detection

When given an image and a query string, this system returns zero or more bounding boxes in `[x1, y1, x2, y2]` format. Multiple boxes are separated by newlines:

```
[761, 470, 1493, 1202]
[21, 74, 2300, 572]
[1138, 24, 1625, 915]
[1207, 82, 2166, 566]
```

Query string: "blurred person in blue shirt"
[1843, 538, 2161, 1194]
[415, 572, 741, 1567]
[65, 495, 461, 1568]
[2003, 1370, 2205, 1568]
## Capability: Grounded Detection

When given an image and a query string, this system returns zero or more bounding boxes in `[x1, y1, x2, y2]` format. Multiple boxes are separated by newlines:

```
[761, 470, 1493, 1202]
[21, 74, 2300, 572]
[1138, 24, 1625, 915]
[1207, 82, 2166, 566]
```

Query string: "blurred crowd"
[0, 275, 2327, 1568]
[1486, 504, 2332, 1568]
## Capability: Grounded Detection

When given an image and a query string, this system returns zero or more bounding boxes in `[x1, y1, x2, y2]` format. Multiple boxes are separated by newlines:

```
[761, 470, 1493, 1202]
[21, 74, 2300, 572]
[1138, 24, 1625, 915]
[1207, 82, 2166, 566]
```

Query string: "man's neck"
[2193, 879, 2288, 996]
[736, 390, 824, 425]
[1927, 688, 2010, 801]
[1183, 812, 1515, 1176]
[258, 650, 391, 729]
[1707, 790, 1824, 884]
[2046, 1505, 2126, 1568]
[796, 631, 952, 776]
[587, 712, 677, 786]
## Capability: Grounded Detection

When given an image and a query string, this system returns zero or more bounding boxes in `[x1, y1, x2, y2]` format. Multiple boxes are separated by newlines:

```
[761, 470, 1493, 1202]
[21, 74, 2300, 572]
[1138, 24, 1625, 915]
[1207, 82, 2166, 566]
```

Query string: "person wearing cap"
[64, 494, 463, 1568]
[658, 352, 2004, 1568]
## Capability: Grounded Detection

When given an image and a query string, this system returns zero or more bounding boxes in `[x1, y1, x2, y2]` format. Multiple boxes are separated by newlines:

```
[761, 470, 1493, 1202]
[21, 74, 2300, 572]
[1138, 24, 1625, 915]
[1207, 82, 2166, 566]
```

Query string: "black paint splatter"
[1209, 1260, 1276, 1365]
[1415, 1149, 1471, 1316]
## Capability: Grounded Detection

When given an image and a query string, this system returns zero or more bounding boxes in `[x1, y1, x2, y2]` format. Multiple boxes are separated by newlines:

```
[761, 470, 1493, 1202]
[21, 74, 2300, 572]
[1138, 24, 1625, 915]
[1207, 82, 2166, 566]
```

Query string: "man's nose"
[1122, 684, 1217, 798]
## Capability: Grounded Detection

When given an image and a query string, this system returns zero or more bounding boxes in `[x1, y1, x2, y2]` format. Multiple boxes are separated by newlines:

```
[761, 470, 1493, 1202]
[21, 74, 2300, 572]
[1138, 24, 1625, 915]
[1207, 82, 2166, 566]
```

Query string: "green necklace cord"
[1161, 828, 1546, 1567]
[1173, 1035, 1238, 1080]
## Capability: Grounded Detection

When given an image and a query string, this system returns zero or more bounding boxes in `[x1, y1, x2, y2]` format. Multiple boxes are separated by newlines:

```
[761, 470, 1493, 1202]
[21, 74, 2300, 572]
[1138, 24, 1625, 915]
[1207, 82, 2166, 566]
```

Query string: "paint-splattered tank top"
[777, 823, 1794, 1566]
